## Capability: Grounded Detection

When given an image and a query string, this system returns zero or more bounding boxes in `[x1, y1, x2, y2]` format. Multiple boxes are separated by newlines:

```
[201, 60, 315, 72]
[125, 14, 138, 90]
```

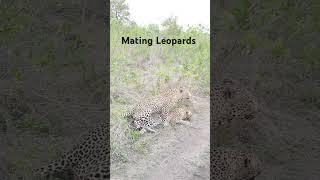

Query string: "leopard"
[124, 85, 192, 134]
[163, 107, 193, 128]
[210, 78, 258, 130]
[33, 122, 109, 180]
[127, 107, 193, 133]
[211, 148, 261, 180]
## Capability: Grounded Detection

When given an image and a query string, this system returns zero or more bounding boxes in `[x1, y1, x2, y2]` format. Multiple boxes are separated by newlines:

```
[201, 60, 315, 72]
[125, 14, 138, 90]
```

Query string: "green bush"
[110, 19, 210, 88]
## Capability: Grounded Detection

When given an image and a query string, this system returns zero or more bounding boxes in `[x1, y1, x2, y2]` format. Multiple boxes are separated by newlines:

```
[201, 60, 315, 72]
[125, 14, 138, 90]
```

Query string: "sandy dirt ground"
[111, 96, 210, 180]
[254, 105, 320, 180]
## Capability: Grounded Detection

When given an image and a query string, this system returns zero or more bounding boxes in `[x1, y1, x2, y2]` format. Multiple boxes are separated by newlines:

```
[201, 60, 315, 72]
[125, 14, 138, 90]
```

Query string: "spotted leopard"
[211, 78, 258, 129]
[211, 148, 261, 180]
[124, 86, 191, 133]
[33, 122, 109, 180]
[163, 107, 193, 127]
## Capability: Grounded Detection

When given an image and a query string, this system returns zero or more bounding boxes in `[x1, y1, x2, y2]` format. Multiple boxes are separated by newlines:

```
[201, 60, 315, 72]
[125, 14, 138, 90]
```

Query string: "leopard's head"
[161, 86, 192, 101]
[177, 86, 192, 101]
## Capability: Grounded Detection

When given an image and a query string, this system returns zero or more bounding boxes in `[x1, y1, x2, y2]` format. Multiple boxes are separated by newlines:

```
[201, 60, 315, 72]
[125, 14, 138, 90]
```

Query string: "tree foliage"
[162, 16, 182, 36]
[111, 0, 130, 22]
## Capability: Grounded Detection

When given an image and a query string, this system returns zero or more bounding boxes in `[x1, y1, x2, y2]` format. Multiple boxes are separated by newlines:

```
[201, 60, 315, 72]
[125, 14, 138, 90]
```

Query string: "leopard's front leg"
[138, 109, 157, 134]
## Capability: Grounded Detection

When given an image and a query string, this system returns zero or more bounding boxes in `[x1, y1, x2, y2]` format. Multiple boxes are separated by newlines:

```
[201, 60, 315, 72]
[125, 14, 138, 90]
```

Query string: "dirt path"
[251, 105, 320, 180]
[111, 96, 210, 180]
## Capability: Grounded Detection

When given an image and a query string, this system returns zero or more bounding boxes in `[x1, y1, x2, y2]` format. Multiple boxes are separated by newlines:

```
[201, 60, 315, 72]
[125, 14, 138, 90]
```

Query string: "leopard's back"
[33, 122, 109, 179]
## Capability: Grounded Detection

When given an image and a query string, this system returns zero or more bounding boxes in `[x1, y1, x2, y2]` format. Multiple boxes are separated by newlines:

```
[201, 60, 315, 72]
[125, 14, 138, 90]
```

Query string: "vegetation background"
[0, 0, 107, 179]
[213, 0, 319, 108]
[213, 0, 320, 179]
[110, 0, 210, 168]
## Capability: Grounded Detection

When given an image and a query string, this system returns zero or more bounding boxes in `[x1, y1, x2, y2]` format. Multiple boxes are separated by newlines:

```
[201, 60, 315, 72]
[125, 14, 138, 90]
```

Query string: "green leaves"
[16, 114, 49, 134]
[111, 0, 130, 23]
[130, 130, 141, 142]
[232, 0, 252, 30]
[58, 23, 72, 35]
[271, 38, 288, 59]
[240, 32, 258, 50]
[10, 67, 23, 81]
[162, 16, 182, 37]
